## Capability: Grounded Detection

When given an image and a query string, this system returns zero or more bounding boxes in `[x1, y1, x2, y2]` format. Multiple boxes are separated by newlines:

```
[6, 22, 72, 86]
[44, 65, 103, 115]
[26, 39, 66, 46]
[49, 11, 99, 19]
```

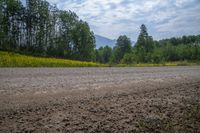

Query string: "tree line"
[96, 24, 200, 64]
[1, 0, 200, 64]
[0, 0, 96, 61]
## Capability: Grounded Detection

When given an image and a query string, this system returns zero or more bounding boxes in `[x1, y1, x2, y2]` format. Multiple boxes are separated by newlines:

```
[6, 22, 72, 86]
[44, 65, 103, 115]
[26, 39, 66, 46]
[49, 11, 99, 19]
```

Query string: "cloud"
[156, 8, 200, 32]
[47, 0, 60, 4]
[46, 0, 200, 40]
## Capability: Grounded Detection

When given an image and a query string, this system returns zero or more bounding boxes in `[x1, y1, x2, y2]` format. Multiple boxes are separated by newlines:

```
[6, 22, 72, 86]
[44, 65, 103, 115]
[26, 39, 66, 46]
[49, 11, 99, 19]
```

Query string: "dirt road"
[0, 67, 200, 132]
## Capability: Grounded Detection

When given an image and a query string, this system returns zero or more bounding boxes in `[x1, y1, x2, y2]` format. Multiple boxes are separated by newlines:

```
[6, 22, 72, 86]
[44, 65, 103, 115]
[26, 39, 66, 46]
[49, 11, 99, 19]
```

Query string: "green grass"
[0, 51, 106, 67]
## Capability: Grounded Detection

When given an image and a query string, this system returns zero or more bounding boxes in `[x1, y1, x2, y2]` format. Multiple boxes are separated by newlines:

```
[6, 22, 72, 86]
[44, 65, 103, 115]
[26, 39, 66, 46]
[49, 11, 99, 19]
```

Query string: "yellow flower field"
[0, 51, 106, 67]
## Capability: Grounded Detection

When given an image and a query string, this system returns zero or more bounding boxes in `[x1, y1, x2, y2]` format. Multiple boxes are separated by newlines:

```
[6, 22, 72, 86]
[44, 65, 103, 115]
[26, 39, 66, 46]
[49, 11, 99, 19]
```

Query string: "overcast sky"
[45, 0, 199, 41]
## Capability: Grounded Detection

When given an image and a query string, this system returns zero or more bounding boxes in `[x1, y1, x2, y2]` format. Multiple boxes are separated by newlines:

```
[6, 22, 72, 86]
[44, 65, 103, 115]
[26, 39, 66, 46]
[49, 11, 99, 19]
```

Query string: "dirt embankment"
[0, 67, 200, 132]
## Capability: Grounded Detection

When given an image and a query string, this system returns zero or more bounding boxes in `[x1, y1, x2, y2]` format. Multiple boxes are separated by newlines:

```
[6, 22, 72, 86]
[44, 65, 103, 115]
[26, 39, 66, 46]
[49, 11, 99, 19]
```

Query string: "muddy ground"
[0, 67, 200, 132]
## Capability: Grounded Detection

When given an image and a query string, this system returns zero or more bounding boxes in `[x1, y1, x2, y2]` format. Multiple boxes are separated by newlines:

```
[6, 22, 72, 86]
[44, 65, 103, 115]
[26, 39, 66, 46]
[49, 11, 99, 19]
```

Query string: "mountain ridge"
[95, 35, 116, 48]
[95, 35, 135, 48]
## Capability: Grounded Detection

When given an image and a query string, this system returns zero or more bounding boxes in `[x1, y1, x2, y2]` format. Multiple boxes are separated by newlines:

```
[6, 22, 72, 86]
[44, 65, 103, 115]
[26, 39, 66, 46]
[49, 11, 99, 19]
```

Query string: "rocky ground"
[0, 67, 200, 132]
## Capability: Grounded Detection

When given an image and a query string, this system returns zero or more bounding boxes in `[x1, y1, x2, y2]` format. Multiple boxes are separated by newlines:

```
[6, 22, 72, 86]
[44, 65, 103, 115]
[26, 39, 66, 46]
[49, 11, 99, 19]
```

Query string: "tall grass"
[0, 51, 106, 67]
[0, 51, 199, 67]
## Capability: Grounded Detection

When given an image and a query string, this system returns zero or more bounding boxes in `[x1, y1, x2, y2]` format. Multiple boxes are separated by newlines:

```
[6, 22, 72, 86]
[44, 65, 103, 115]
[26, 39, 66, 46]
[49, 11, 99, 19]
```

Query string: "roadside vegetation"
[114, 61, 200, 67]
[1, 51, 199, 67]
[0, 51, 104, 67]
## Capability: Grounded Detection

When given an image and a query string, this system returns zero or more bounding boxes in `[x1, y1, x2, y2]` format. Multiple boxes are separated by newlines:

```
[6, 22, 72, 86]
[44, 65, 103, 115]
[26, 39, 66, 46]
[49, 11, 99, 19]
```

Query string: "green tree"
[96, 47, 104, 63]
[134, 24, 154, 62]
[96, 46, 112, 63]
[121, 53, 136, 64]
[112, 35, 132, 63]
[103, 46, 112, 63]
[0, 0, 23, 50]
[72, 21, 96, 61]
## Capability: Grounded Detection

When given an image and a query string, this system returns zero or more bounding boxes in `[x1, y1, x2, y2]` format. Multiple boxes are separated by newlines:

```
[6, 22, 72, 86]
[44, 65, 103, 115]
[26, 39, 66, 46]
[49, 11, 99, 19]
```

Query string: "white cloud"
[46, 0, 200, 40]
[175, 0, 195, 7]
[46, 0, 60, 4]
[156, 3, 200, 31]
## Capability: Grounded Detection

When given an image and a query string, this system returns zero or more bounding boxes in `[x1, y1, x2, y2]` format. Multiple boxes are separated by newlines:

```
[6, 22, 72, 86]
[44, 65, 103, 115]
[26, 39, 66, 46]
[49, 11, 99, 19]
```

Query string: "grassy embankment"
[0, 51, 199, 67]
[115, 61, 200, 67]
[0, 51, 106, 67]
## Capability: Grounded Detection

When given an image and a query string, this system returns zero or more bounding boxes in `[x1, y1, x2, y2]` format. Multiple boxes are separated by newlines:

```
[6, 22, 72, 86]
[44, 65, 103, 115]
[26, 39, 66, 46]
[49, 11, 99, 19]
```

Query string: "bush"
[121, 53, 136, 64]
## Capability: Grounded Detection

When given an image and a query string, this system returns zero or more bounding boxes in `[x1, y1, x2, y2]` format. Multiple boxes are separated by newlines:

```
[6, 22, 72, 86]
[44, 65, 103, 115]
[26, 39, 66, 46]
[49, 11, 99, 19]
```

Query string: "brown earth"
[0, 67, 200, 133]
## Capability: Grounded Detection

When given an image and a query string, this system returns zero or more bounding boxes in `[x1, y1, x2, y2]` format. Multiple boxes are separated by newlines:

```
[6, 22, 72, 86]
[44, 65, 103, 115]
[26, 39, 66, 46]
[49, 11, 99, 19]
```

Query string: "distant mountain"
[132, 41, 136, 46]
[95, 35, 136, 48]
[95, 35, 116, 48]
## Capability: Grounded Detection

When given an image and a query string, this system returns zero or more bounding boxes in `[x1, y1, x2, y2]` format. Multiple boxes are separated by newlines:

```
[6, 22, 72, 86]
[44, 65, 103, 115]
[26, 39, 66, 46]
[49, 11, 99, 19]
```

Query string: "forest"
[97, 25, 200, 64]
[0, 0, 96, 61]
[1, 0, 200, 64]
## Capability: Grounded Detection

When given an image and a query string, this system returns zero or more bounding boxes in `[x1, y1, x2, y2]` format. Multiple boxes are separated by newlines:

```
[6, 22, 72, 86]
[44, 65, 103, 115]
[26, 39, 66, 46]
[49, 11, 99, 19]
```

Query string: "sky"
[39, 0, 200, 41]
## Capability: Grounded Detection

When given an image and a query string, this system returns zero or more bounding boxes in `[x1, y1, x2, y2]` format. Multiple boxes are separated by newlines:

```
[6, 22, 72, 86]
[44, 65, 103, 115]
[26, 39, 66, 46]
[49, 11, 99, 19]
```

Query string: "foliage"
[134, 24, 154, 62]
[96, 46, 112, 64]
[112, 35, 132, 63]
[121, 53, 136, 64]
